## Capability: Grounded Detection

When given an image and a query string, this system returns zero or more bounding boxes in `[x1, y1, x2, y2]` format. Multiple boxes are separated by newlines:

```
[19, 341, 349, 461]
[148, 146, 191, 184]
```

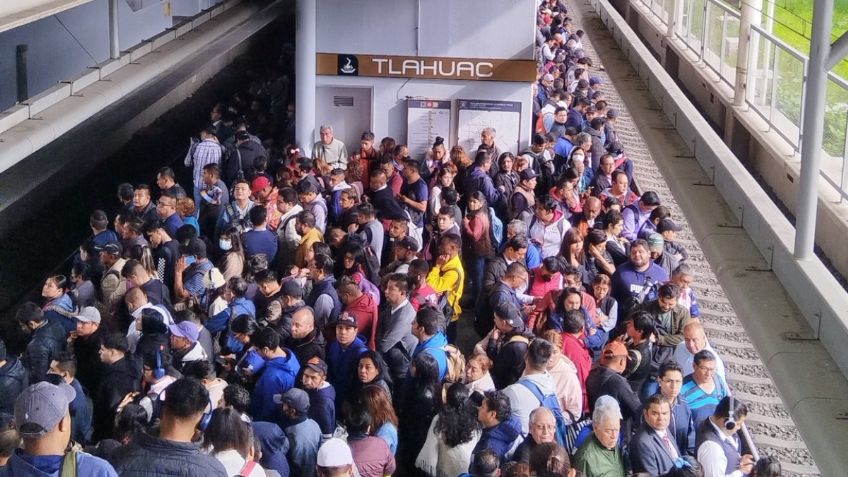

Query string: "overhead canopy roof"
[0, 0, 96, 35]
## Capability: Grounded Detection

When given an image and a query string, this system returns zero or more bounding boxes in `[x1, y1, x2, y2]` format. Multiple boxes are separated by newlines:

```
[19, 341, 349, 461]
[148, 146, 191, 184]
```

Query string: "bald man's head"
[683, 320, 706, 355]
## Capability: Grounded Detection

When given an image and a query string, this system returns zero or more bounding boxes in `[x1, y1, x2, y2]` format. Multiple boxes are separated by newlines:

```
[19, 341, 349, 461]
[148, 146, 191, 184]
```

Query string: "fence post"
[794, 0, 834, 259]
[700, 1, 709, 61]
[734, 0, 762, 107]
[108, 0, 120, 59]
[666, 0, 681, 37]
[840, 113, 848, 203]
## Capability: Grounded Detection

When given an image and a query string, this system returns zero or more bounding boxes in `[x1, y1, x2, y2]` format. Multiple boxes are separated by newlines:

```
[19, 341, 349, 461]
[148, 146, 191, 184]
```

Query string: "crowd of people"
[0, 1, 786, 477]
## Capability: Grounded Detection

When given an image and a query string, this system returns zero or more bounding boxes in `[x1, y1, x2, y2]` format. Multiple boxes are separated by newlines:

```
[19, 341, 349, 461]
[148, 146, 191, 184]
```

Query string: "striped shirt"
[192, 139, 222, 187]
[680, 374, 729, 429]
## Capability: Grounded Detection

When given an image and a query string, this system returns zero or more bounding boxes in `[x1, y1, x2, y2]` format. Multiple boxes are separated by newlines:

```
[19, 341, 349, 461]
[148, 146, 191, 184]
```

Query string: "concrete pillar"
[794, 0, 833, 259]
[733, 0, 762, 108]
[296, 0, 317, 156]
[108, 0, 120, 59]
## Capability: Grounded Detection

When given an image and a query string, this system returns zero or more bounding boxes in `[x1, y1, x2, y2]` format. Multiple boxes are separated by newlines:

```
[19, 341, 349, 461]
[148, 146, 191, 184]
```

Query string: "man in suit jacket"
[631, 394, 681, 476]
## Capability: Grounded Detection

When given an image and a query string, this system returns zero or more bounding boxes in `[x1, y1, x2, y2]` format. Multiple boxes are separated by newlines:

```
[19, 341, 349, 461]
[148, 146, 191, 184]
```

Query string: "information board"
[406, 100, 452, 160]
[456, 99, 522, 155]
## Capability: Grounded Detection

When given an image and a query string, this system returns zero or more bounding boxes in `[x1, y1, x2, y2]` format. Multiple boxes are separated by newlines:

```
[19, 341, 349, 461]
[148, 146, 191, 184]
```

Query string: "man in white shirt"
[312, 124, 348, 172]
[503, 338, 557, 434]
[673, 320, 727, 380]
[696, 396, 755, 477]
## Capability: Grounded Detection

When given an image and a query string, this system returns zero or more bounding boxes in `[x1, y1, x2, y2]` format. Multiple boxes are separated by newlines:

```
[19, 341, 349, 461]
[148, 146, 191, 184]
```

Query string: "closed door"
[315, 86, 372, 153]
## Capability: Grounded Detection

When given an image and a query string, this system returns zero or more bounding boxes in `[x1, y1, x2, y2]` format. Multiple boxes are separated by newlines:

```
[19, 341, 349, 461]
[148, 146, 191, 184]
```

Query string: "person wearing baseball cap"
[511, 169, 538, 224]
[316, 438, 358, 477]
[169, 321, 207, 373]
[8, 381, 118, 476]
[586, 339, 642, 439]
[657, 218, 689, 264]
[277, 388, 322, 477]
[98, 241, 127, 309]
[326, 312, 367, 408]
[300, 357, 336, 440]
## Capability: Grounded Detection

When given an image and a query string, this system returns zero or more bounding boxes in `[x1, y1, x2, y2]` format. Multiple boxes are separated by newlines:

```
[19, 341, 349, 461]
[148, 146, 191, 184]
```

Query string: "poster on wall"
[407, 100, 452, 160]
[456, 100, 521, 156]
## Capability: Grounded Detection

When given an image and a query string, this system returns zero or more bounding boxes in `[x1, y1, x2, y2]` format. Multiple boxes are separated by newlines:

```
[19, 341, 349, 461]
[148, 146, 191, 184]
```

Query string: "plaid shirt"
[192, 139, 222, 187]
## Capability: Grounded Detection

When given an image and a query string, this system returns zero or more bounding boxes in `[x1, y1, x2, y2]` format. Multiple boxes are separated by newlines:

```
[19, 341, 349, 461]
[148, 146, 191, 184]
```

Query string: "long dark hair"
[356, 350, 392, 388]
[204, 407, 253, 457]
[410, 352, 443, 408]
[434, 383, 480, 447]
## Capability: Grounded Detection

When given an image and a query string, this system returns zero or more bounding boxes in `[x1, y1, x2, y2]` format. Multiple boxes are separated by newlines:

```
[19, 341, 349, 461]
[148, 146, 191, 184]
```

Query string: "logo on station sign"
[338, 55, 358, 75]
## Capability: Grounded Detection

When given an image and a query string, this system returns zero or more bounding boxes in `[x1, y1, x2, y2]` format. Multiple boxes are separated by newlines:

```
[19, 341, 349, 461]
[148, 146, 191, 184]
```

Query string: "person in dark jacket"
[134, 309, 171, 363]
[0, 338, 28, 415]
[251, 420, 291, 477]
[67, 306, 108, 395]
[286, 307, 327, 368]
[463, 151, 504, 213]
[93, 334, 141, 442]
[630, 394, 680, 476]
[585, 341, 642, 445]
[326, 314, 368, 409]
[111, 378, 228, 477]
[301, 357, 336, 440]
[366, 169, 407, 222]
[473, 390, 521, 457]
[16, 302, 65, 384]
[624, 311, 656, 397]
[486, 302, 531, 389]
[48, 352, 93, 445]
[398, 352, 443, 474]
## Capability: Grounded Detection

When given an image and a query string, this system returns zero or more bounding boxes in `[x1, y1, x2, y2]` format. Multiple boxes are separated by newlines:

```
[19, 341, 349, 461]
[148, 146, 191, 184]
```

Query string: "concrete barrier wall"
[589, 0, 848, 375]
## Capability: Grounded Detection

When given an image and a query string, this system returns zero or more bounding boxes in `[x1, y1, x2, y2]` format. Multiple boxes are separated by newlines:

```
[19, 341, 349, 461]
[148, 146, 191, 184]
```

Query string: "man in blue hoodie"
[473, 390, 521, 457]
[326, 313, 367, 407]
[250, 328, 300, 421]
[411, 307, 448, 381]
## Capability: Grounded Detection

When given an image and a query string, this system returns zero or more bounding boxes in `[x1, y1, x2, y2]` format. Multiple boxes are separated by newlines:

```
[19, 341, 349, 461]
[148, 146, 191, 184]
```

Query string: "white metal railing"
[641, 0, 848, 202]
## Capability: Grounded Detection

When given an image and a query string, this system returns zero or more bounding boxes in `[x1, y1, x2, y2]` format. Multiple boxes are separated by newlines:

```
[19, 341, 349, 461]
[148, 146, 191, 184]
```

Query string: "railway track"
[565, 1, 821, 475]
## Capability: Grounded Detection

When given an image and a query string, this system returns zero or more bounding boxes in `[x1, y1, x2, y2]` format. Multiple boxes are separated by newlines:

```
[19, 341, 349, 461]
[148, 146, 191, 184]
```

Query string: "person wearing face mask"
[218, 227, 245, 280]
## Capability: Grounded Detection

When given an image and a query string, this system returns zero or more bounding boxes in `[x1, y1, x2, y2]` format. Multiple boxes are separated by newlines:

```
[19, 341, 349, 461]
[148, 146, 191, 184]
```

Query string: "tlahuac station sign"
[317, 53, 537, 82]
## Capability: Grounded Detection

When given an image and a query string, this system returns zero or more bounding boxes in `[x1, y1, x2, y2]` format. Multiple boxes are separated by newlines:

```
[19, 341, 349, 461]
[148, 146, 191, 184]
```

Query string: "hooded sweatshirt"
[250, 350, 301, 421]
[528, 209, 568, 258]
[473, 415, 522, 457]
[412, 332, 448, 381]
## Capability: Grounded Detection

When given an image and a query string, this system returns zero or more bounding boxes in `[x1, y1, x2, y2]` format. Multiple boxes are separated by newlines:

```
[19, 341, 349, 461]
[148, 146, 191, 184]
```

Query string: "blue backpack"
[518, 378, 571, 450]
[488, 207, 504, 249]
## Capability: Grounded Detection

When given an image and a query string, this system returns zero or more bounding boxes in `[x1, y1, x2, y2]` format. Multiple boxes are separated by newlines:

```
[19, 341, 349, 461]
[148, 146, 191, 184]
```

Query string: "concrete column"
[108, 0, 120, 59]
[794, 0, 833, 259]
[296, 0, 317, 156]
[733, 0, 762, 107]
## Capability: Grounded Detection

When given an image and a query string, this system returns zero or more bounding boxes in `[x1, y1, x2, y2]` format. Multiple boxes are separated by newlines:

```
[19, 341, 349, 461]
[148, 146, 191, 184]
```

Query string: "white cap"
[316, 438, 354, 467]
